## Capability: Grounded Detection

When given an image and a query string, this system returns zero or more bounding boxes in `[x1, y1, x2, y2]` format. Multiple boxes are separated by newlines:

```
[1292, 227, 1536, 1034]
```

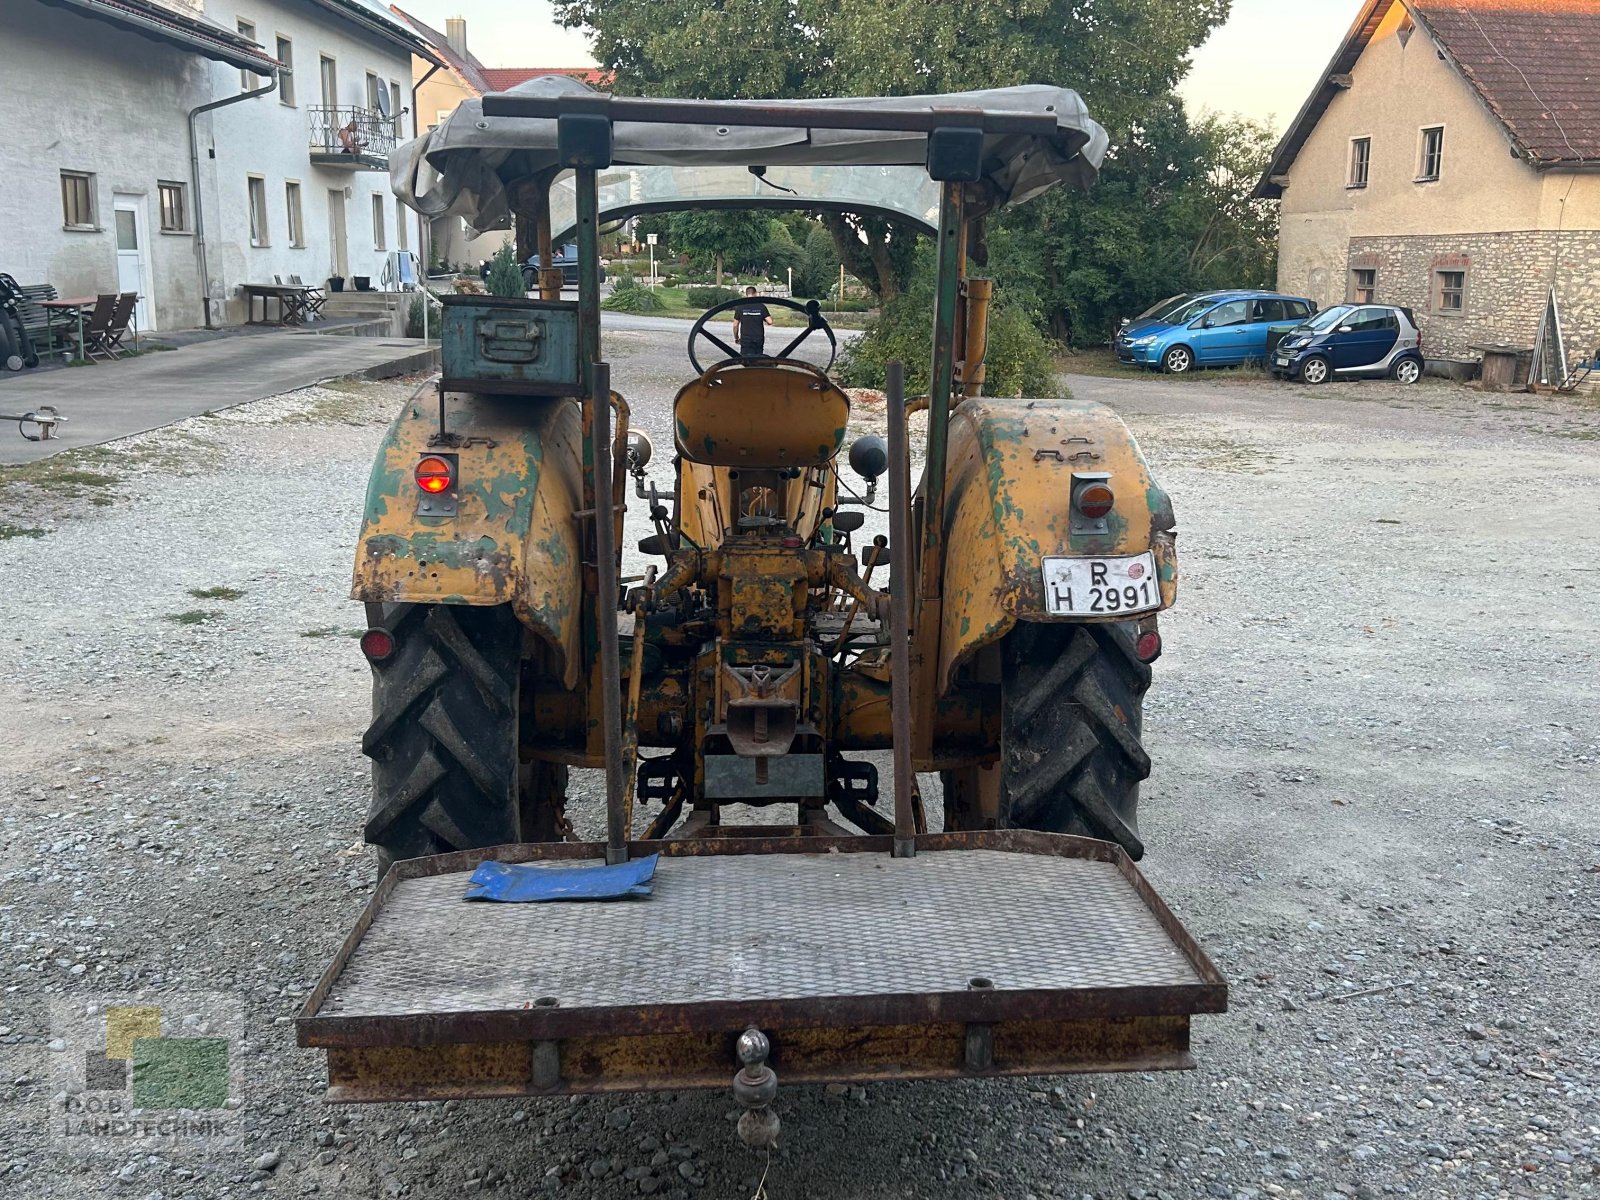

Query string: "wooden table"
[40, 296, 97, 363]
[242, 284, 318, 326]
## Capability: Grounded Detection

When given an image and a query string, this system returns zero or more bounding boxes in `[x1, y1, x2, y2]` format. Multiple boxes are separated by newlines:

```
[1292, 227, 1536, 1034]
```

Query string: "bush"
[405, 293, 442, 339]
[839, 252, 1056, 398]
[484, 243, 525, 298]
[686, 285, 741, 309]
[602, 273, 663, 313]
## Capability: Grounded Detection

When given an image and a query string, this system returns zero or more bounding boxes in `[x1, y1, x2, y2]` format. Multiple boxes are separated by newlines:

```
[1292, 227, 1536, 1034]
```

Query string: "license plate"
[1274, 354, 1290, 366]
[1041, 552, 1160, 616]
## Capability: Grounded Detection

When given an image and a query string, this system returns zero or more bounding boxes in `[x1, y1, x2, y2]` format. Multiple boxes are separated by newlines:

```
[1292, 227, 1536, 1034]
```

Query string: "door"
[1192, 299, 1250, 363]
[1241, 298, 1288, 360]
[113, 193, 153, 331]
[1333, 307, 1397, 370]
[327, 189, 349, 281]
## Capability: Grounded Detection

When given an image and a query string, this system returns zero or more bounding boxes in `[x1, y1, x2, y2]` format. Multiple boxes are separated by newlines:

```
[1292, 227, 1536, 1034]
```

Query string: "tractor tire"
[362, 603, 565, 874]
[944, 622, 1150, 858]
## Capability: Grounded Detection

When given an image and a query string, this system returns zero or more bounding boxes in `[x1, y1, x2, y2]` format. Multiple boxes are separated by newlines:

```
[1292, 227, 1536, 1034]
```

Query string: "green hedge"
[686, 286, 742, 309]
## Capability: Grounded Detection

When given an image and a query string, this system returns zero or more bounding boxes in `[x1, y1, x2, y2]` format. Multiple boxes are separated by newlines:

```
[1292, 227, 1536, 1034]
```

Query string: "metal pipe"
[481, 94, 1061, 137]
[187, 71, 279, 329]
[886, 360, 916, 859]
[620, 603, 648, 838]
[919, 181, 963, 601]
[593, 360, 627, 864]
[410, 62, 442, 277]
[961, 277, 994, 397]
[537, 200, 562, 302]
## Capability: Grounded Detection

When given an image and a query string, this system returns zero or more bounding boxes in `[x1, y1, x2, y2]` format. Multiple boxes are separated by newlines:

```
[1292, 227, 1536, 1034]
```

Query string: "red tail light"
[415, 456, 454, 495]
[360, 628, 396, 662]
[1075, 482, 1115, 519]
[1135, 630, 1162, 662]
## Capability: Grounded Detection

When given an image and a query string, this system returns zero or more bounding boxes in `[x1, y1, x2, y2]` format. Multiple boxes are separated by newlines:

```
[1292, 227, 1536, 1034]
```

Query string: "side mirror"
[847, 434, 887, 482]
[1338, 326, 1353, 334]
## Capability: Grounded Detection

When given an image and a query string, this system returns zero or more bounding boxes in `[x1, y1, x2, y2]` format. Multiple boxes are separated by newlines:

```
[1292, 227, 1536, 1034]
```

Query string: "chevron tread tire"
[363, 604, 562, 873]
[949, 622, 1151, 857]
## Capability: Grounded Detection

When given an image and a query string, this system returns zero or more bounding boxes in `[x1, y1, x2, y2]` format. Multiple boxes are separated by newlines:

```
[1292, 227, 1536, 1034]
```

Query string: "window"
[247, 175, 269, 246]
[1351, 268, 1377, 304]
[366, 72, 383, 112]
[1349, 137, 1370, 188]
[372, 193, 386, 251]
[390, 80, 403, 133]
[237, 19, 257, 90]
[1286, 300, 1312, 320]
[1205, 300, 1250, 328]
[1419, 126, 1444, 180]
[60, 170, 96, 229]
[285, 181, 304, 247]
[320, 55, 337, 107]
[157, 181, 189, 232]
[1348, 307, 1391, 332]
[396, 202, 408, 252]
[276, 36, 295, 105]
[1435, 269, 1465, 313]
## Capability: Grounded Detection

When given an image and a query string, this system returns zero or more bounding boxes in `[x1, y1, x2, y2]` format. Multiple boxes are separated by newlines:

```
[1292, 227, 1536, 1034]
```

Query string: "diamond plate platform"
[299, 831, 1225, 1052]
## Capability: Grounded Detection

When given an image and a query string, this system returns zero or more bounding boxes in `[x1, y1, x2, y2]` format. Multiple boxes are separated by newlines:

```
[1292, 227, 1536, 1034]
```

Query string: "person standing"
[731, 286, 772, 357]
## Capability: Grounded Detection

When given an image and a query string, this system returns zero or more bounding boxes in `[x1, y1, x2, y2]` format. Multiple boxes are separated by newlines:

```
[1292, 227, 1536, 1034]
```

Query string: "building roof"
[311, 0, 441, 67]
[35, 0, 279, 72]
[390, 5, 490, 92]
[1255, 0, 1600, 198]
[480, 66, 611, 91]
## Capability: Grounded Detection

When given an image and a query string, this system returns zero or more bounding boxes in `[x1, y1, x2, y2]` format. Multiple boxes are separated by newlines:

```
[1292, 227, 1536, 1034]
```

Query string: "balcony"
[308, 106, 397, 170]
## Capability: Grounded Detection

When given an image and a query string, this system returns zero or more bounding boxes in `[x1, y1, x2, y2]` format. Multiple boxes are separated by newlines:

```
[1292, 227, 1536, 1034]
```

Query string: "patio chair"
[68, 294, 119, 361]
[89, 293, 137, 359]
[289, 274, 326, 318]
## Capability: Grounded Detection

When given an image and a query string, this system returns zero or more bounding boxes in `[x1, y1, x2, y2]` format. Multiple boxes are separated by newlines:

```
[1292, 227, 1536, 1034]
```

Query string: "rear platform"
[298, 831, 1226, 1102]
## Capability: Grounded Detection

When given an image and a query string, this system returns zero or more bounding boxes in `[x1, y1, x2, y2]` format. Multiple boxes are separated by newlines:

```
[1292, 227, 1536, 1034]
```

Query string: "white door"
[113, 193, 154, 330]
[327, 189, 349, 281]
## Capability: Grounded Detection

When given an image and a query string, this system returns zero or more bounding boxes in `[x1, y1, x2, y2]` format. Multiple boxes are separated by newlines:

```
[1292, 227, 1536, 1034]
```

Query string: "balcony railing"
[308, 106, 397, 165]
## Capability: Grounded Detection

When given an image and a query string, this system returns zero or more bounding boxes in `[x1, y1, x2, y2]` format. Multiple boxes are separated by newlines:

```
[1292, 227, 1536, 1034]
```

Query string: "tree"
[669, 209, 770, 284]
[484, 242, 525, 298]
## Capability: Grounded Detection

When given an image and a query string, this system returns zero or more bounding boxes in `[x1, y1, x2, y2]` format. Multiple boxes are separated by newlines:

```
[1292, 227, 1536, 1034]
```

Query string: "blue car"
[1116, 291, 1317, 374]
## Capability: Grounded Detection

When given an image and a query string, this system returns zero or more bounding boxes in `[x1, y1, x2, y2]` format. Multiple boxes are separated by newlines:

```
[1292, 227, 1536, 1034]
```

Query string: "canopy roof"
[392, 75, 1108, 235]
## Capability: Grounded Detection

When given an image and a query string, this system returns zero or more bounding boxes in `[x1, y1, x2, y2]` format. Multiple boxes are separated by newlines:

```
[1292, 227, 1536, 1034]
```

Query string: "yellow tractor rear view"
[299, 80, 1223, 1145]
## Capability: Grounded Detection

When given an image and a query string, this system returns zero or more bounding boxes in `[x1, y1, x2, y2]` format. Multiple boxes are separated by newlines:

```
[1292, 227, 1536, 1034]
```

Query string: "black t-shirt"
[734, 302, 769, 346]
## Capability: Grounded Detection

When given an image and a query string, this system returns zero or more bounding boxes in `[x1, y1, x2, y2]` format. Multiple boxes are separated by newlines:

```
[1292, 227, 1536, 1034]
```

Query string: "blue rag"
[463, 854, 659, 902]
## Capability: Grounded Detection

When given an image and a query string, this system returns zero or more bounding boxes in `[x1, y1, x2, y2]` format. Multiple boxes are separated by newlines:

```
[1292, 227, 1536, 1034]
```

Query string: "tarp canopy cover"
[392, 75, 1109, 237]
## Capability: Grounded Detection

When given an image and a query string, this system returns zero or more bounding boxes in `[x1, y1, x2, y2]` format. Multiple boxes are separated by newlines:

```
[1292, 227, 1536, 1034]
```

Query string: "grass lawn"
[1057, 346, 1276, 384]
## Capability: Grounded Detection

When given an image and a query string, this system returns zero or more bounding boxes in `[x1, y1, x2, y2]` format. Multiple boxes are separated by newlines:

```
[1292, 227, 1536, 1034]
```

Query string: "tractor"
[299, 80, 1223, 1140]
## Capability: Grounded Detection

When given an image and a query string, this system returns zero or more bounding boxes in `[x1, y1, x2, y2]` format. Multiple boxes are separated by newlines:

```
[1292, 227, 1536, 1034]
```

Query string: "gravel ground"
[2, 330, 1598, 1200]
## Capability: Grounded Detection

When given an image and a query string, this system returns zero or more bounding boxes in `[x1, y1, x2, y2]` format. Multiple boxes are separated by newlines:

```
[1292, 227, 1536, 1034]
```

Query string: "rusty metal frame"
[298, 831, 1225, 1052]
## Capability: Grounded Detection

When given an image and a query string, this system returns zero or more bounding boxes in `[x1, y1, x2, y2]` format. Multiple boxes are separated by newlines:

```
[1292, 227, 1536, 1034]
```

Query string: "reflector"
[360, 629, 396, 662]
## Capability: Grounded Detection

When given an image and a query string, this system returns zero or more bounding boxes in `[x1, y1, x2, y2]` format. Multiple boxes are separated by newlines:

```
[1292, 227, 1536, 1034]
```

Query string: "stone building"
[389, 8, 608, 272]
[1255, 0, 1600, 370]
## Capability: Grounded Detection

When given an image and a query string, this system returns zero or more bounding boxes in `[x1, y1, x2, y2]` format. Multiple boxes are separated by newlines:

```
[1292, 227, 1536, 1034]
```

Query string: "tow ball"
[2, 405, 66, 442]
[732, 1028, 780, 1148]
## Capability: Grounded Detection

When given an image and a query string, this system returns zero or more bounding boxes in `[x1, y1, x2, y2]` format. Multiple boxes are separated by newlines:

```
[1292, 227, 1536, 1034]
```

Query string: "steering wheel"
[688, 296, 838, 374]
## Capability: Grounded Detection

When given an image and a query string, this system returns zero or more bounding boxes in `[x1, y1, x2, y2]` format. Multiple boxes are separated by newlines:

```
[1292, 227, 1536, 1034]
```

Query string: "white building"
[0, 0, 437, 331]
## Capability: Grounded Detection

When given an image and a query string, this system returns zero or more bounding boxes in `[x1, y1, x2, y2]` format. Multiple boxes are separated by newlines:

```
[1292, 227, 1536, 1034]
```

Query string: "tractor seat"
[673, 360, 850, 469]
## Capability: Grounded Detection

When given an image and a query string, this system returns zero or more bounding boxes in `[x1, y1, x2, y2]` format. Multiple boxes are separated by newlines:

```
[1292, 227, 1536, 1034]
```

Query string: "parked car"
[1115, 291, 1318, 373]
[1118, 292, 1196, 333]
[520, 244, 606, 289]
[1269, 303, 1423, 384]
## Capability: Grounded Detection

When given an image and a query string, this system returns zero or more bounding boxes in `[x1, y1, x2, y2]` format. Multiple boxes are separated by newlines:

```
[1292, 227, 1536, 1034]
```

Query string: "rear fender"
[352, 389, 586, 689]
[936, 397, 1177, 693]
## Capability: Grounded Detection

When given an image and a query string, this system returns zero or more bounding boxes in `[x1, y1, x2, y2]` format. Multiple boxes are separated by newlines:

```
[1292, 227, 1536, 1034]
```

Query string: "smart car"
[1116, 291, 1317, 373]
[1269, 303, 1423, 384]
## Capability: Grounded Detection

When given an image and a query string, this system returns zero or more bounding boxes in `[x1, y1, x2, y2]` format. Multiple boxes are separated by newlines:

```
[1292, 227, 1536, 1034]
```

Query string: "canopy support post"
[919, 180, 963, 604]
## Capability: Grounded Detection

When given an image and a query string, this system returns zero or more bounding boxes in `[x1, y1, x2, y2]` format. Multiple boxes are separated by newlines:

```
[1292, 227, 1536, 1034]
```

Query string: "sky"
[399, 0, 1368, 134]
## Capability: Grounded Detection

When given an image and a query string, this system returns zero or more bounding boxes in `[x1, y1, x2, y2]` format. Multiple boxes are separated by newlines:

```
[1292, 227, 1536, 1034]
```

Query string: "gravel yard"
[2, 329, 1598, 1200]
